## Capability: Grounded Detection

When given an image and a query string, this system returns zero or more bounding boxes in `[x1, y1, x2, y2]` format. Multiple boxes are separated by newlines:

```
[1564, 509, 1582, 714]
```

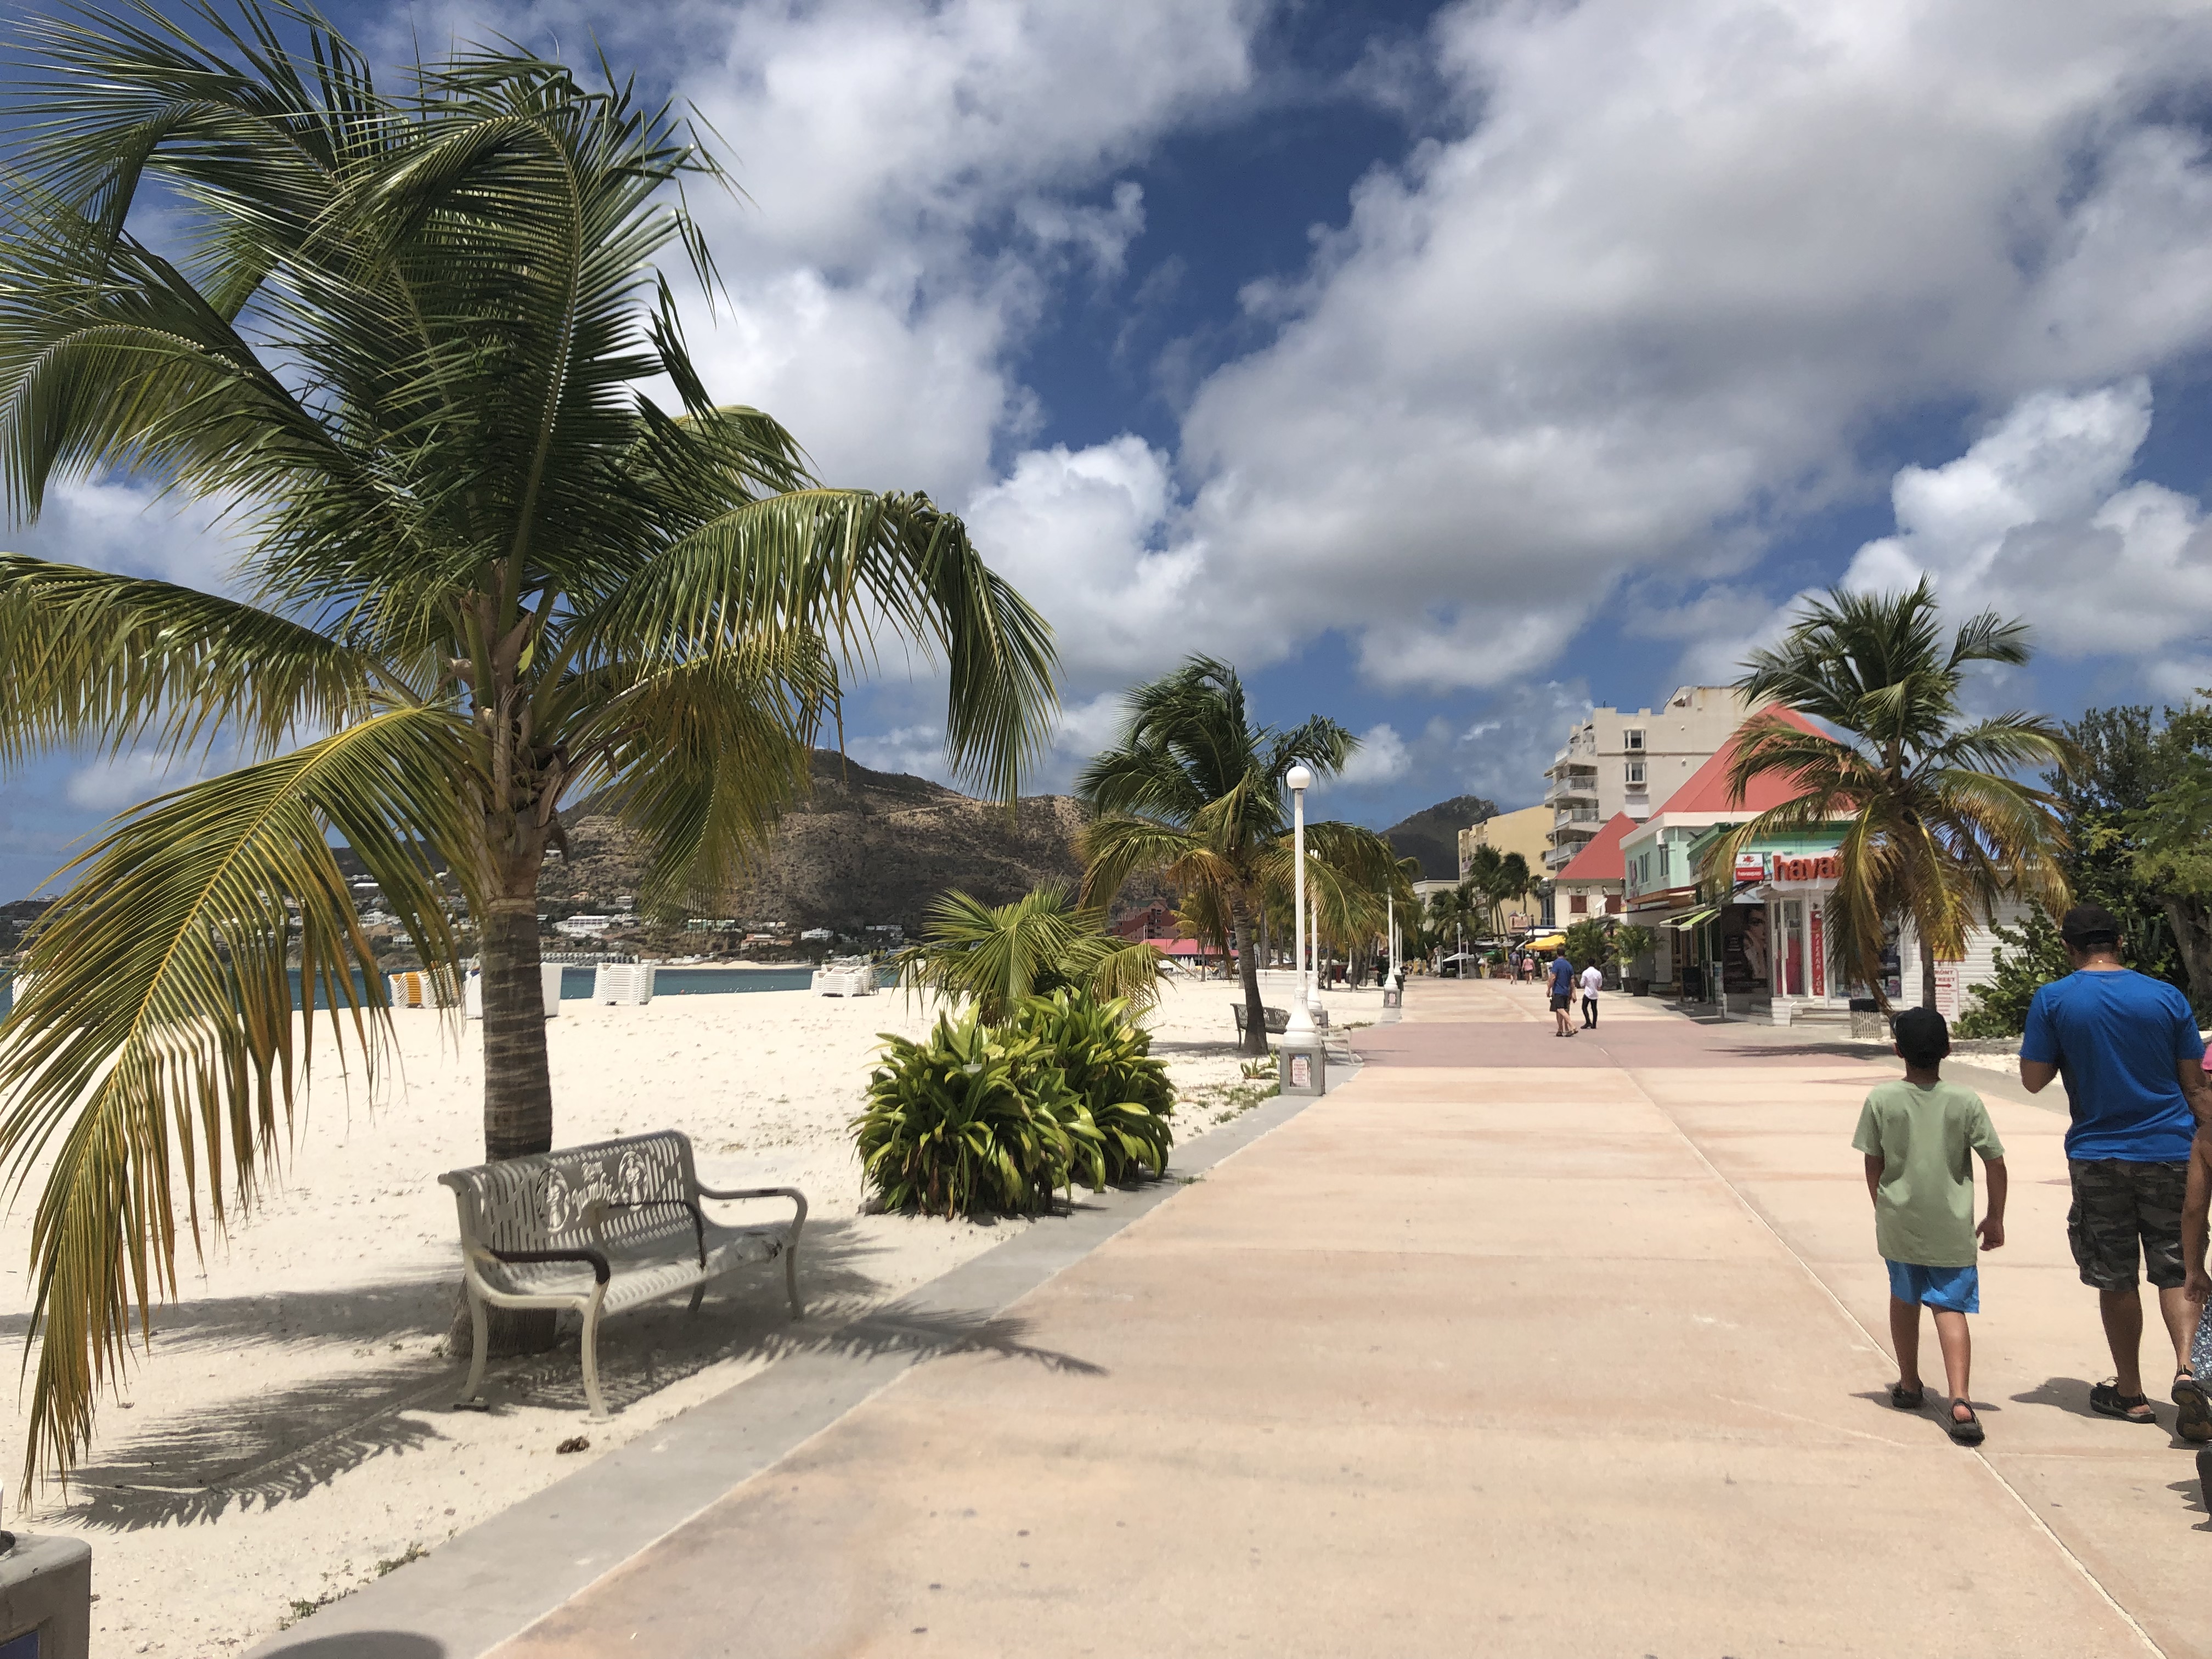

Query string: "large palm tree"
[1076, 657, 1398, 1054]
[0, 3, 1056, 1484]
[1707, 578, 2072, 1011]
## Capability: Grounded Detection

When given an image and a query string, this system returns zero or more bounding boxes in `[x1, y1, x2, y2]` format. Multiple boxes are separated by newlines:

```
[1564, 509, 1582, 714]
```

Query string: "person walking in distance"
[1579, 958, 1603, 1029]
[2020, 905, 2211, 1436]
[1549, 948, 1576, 1037]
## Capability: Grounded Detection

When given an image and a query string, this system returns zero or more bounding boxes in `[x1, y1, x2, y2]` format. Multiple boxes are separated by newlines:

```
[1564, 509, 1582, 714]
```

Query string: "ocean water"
[0, 963, 893, 1020]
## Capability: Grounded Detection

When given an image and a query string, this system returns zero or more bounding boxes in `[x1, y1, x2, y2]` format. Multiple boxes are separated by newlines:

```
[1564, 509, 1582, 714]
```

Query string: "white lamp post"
[1284, 764, 1315, 1043]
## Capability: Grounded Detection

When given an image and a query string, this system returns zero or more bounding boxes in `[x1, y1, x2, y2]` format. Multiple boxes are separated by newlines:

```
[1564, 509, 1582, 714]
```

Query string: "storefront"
[1739, 844, 1853, 1014]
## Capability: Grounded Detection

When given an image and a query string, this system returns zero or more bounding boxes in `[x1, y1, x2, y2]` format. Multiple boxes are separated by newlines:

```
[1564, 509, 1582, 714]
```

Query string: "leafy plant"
[1017, 989, 1174, 1184]
[895, 884, 1164, 1026]
[853, 1013, 1077, 1219]
[1614, 924, 1657, 975]
[1956, 905, 2071, 1038]
[1562, 918, 1615, 969]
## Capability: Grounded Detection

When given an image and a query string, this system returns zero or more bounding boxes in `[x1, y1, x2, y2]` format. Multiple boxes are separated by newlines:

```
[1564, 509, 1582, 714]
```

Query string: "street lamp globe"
[1285, 763, 1313, 793]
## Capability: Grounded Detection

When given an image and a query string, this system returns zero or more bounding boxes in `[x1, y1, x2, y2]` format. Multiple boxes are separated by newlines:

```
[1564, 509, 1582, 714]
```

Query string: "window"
[1606, 896, 1622, 915]
[1626, 759, 1646, 786]
[1623, 728, 1645, 751]
[1569, 894, 1588, 915]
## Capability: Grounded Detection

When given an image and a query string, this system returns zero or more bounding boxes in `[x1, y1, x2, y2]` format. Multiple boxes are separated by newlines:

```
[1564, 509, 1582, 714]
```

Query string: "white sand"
[0, 973, 1313, 1656]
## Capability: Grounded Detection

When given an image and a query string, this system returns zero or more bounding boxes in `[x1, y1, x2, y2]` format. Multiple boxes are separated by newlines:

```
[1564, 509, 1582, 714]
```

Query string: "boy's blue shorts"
[1887, 1259, 1979, 1313]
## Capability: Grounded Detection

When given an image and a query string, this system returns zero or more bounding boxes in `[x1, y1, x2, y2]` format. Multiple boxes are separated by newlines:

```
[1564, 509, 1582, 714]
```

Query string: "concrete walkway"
[328, 981, 2212, 1656]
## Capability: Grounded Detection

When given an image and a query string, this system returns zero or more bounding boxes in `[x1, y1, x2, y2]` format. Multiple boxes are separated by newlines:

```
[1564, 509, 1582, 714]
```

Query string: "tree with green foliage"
[2128, 707, 2212, 1006]
[1955, 906, 2071, 1038]
[1562, 917, 1615, 972]
[1613, 923, 1657, 981]
[1462, 843, 1533, 936]
[1077, 657, 1399, 1054]
[893, 884, 1165, 1027]
[0, 3, 1056, 1484]
[2044, 706, 2190, 988]
[1711, 578, 2073, 1012]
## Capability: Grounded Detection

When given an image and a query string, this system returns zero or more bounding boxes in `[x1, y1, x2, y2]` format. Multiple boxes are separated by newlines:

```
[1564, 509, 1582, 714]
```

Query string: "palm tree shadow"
[46, 1218, 1101, 1533]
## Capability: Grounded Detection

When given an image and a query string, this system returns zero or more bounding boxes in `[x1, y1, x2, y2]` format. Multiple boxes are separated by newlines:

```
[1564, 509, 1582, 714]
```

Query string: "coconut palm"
[893, 884, 1166, 1027]
[0, 4, 1056, 1483]
[1707, 578, 2072, 1011]
[1076, 657, 1399, 1055]
[1462, 843, 1532, 936]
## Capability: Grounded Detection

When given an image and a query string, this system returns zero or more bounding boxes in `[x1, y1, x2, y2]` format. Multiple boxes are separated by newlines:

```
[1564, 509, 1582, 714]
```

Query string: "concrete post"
[0, 1534, 91, 1658]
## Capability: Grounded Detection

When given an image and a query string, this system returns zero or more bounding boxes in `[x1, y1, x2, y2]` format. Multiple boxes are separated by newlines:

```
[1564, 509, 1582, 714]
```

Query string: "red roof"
[1651, 706, 1825, 816]
[1557, 812, 1635, 882]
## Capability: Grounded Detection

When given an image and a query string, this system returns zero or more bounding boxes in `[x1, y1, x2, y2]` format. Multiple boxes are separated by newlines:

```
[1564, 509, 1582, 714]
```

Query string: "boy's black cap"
[2060, 904, 2123, 951]
[1893, 1005, 1950, 1063]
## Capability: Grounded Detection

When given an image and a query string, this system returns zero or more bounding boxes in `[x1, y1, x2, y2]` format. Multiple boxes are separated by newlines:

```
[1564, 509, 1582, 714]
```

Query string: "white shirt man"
[1579, 963, 1604, 1029]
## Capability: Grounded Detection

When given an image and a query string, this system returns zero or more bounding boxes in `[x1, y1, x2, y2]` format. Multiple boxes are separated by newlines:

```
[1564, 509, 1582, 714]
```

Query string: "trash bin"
[0, 1533, 91, 1659]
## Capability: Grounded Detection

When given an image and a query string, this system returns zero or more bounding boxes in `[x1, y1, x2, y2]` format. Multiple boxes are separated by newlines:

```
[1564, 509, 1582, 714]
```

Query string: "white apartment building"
[1542, 686, 1757, 872]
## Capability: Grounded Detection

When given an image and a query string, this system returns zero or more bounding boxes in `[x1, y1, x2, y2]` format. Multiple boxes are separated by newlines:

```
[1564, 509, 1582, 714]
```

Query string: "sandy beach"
[0, 972, 1338, 1656]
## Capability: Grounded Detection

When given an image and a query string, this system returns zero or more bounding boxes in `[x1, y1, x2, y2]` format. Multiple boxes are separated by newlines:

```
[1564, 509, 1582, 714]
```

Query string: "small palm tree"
[893, 884, 1165, 1027]
[0, 6, 1054, 1483]
[1077, 657, 1398, 1054]
[1709, 578, 2074, 1011]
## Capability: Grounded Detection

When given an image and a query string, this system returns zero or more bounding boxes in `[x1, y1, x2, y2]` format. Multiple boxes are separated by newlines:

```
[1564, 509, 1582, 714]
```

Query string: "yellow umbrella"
[1523, 934, 1566, 952]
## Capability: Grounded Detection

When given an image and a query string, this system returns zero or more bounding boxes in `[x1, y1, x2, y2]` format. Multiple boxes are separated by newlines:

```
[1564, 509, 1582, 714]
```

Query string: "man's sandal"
[2172, 1373, 2212, 1444]
[1947, 1400, 1985, 1446]
[2090, 1381, 2159, 1424]
[1888, 1382, 1926, 1410]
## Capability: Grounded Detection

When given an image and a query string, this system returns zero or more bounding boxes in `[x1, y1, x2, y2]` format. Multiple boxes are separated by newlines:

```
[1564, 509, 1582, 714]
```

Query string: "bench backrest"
[440, 1131, 701, 1262]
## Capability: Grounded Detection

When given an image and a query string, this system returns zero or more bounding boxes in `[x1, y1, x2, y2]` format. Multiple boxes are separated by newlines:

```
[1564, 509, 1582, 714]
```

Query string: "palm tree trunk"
[1919, 930, 1938, 1011]
[477, 885, 558, 1355]
[1232, 895, 1268, 1058]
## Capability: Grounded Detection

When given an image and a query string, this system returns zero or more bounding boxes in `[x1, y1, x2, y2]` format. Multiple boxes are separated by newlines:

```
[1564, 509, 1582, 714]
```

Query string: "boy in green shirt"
[1853, 1007, 2009, 1444]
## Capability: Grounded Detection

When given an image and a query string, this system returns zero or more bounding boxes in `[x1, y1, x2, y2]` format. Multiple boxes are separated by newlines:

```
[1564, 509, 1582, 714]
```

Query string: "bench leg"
[783, 1235, 804, 1319]
[580, 1290, 610, 1419]
[458, 1286, 489, 1406]
[686, 1283, 706, 1316]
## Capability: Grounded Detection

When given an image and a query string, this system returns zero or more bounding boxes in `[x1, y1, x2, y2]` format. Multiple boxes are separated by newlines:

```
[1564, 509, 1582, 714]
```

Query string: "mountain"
[537, 751, 1108, 935]
[1381, 794, 1498, 882]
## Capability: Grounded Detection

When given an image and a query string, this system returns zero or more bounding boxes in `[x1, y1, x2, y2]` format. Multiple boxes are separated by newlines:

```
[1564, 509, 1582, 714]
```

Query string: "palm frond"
[0, 706, 475, 1489]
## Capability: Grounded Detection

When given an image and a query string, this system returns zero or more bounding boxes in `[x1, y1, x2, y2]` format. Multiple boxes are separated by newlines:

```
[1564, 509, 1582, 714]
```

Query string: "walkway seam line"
[1615, 1057, 2170, 1659]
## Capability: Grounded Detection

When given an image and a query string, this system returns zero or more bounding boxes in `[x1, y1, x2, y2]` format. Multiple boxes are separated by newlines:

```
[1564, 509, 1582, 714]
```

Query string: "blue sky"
[6, 0, 2212, 899]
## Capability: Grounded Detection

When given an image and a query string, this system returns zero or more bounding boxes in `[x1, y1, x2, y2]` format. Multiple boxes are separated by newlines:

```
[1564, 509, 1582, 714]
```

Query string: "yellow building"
[1458, 804, 1550, 930]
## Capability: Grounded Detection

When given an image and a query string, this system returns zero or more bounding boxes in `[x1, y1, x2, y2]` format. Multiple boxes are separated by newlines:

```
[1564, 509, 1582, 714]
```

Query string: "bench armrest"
[696, 1184, 809, 1233]
[480, 1244, 611, 1285]
[604, 1198, 707, 1267]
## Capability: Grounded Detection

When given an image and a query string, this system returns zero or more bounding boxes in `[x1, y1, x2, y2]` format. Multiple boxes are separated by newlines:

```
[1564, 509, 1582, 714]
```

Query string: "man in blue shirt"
[2021, 904, 2210, 1436]
[1549, 949, 1576, 1037]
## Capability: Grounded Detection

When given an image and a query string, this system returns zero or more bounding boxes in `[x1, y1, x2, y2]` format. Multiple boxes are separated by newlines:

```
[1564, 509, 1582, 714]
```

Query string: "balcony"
[1545, 769, 1598, 806]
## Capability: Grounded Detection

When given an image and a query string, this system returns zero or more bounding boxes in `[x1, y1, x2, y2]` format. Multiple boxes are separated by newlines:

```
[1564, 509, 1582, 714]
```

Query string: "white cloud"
[64, 750, 222, 813]
[1842, 380, 2212, 670]
[1321, 723, 1411, 791]
[1148, 0, 2212, 688]
[6, 478, 240, 592]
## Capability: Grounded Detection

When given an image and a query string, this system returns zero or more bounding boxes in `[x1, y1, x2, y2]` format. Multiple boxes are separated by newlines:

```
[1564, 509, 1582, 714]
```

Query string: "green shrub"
[1956, 906, 2070, 1038]
[854, 1013, 1076, 1217]
[1017, 989, 1175, 1184]
[854, 991, 1176, 1218]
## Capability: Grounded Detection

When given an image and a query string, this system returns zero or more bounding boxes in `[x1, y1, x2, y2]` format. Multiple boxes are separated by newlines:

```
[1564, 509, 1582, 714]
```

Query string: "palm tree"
[893, 884, 1166, 1027]
[1462, 843, 1532, 936]
[1076, 657, 1398, 1055]
[1708, 578, 2073, 1011]
[0, 5, 1056, 1483]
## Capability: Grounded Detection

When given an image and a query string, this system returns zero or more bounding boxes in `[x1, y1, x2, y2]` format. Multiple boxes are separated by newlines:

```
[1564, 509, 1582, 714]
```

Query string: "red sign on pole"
[1809, 907, 1825, 998]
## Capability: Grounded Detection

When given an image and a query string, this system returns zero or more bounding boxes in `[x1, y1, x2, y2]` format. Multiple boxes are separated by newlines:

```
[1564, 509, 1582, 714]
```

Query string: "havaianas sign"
[1770, 851, 1842, 885]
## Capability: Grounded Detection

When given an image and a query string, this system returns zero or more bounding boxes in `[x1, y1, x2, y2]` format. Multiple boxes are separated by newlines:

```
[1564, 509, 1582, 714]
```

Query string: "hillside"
[1381, 793, 1498, 881]
[537, 751, 1103, 934]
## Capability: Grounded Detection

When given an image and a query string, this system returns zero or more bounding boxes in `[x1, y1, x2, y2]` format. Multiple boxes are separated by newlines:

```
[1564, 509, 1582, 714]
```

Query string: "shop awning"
[1672, 908, 1717, 930]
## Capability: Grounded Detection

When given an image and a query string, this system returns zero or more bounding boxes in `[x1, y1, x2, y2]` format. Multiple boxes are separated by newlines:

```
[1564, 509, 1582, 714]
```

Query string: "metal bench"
[441, 1131, 806, 1418]
[1231, 1002, 1291, 1036]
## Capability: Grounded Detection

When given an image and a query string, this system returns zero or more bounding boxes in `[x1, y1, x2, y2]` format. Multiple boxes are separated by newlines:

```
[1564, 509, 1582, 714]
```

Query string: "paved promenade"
[291, 980, 2209, 1657]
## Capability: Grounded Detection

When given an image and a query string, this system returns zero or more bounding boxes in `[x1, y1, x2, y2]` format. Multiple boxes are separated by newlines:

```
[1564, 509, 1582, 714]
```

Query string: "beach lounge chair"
[441, 1132, 806, 1418]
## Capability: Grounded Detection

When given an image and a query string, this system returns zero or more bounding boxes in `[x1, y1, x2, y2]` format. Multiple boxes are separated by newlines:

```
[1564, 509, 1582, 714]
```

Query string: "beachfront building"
[1458, 804, 1550, 929]
[1553, 813, 1633, 922]
[1621, 710, 2028, 1023]
[1542, 686, 1758, 873]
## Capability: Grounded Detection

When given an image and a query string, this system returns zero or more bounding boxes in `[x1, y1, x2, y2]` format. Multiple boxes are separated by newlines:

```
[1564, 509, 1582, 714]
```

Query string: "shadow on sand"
[49, 1216, 1102, 1533]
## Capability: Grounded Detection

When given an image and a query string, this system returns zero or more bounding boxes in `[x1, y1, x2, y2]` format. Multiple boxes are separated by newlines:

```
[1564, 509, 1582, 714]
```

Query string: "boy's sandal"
[2090, 1381, 2159, 1424]
[1947, 1401, 1984, 1446]
[2172, 1373, 2212, 1444]
[1888, 1382, 1925, 1410]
